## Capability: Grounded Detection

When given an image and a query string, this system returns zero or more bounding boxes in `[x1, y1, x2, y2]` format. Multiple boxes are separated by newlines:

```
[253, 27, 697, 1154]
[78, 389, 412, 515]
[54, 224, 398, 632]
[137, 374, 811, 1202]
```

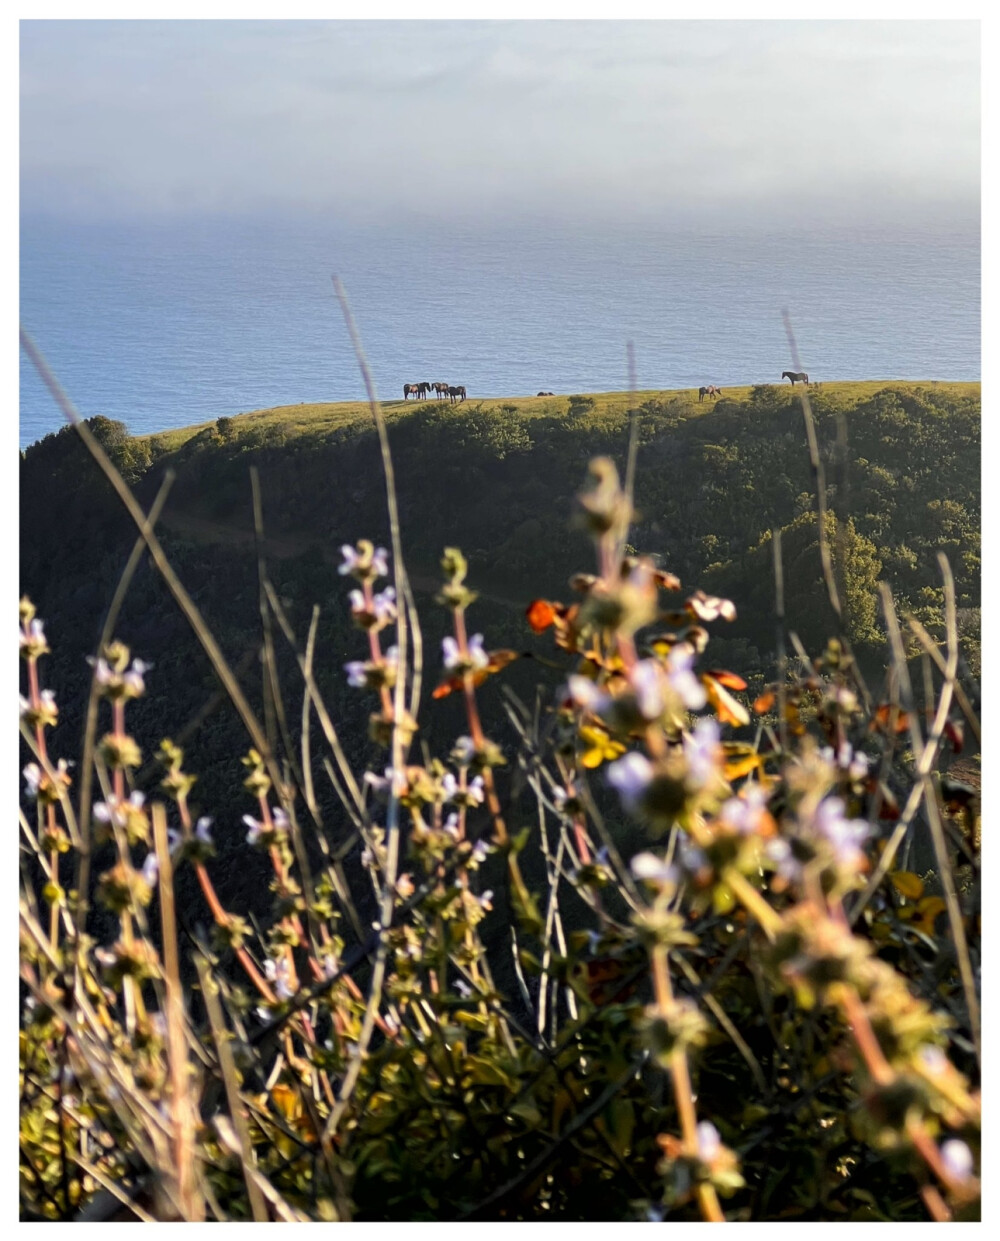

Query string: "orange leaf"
[890, 871, 925, 900]
[706, 669, 748, 691]
[753, 690, 776, 714]
[705, 678, 750, 727]
[526, 599, 559, 633]
[432, 650, 522, 699]
[871, 703, 911, 735]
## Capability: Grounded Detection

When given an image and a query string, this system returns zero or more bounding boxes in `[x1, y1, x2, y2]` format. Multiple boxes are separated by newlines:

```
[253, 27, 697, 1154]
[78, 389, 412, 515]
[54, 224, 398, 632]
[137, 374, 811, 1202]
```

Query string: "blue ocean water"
[19, 213, 980, 450]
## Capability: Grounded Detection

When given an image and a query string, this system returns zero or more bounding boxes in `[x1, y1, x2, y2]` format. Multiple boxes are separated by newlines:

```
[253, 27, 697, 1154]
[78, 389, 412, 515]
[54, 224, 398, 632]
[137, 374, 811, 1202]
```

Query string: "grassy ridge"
[145, 379, 980, 454]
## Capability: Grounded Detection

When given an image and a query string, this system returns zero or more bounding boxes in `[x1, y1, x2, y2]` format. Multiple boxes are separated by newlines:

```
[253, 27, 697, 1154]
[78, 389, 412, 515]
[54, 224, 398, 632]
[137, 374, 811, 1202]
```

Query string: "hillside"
[20, 380, 980, 916]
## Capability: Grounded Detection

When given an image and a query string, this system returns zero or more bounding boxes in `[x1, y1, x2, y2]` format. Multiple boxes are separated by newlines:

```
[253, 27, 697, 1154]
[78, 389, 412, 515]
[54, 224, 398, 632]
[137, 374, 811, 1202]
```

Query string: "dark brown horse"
[782, 371, 809, 385]
[537, 391, 554, 396]
[404, 382, 432, 399]
[447, 385, 466, 403]
[698, 385, 722, 402]
[433, 382, 450, 399]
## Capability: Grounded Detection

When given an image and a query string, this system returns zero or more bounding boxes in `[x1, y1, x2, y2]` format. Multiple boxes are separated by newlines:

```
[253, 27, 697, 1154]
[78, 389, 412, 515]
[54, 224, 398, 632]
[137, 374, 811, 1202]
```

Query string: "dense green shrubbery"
[19, 406, 980, 1220]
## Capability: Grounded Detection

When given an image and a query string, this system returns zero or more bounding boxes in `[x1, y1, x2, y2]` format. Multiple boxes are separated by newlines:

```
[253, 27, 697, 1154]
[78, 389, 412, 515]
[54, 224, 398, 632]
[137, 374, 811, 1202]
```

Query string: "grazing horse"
[433, 382, 450, 399]
[537, 391, 554, 396]
[447, 385, 467, 403]
[782, 371, 809, 385]
[698, 385, 722, 402]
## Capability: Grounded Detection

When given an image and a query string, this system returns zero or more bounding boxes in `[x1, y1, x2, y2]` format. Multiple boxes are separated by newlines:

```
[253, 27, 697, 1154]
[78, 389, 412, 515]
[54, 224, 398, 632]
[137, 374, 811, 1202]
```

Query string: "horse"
[537, 391, 554, 397]
[433, 382, 450, 399]
[447, 385, 466, 403]
[782, 371, 809, 385]
[403, 384, 419, 399]
[698, 385, 722, 402]
[417, 382, 432, 399]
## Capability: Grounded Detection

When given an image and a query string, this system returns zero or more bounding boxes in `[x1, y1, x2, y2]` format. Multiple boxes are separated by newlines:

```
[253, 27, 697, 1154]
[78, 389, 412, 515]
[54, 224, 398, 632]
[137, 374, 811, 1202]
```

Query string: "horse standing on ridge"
[698, 385, 722, 402]
[782, 371, 809, 385]
[433, 382, 450, 399]
[448, 386, 467, 403]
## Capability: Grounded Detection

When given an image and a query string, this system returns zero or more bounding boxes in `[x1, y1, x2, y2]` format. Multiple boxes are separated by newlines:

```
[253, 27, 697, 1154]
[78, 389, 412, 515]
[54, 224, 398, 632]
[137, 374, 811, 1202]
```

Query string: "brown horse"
[782, 371, 809, 385]
[448, 386, 466, 403]
[537, 391, 555, 396]
[433, 382, 450, 399]
[698, 385, 722, 402]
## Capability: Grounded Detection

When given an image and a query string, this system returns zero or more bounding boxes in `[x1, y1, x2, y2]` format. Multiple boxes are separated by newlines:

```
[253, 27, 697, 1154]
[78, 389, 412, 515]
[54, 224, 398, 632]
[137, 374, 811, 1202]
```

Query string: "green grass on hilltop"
[145, 379, 979, 454]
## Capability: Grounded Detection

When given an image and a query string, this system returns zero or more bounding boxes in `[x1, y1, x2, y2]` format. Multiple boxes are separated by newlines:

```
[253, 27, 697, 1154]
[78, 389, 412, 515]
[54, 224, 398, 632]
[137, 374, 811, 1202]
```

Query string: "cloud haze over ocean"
[21, 19, 979, 228]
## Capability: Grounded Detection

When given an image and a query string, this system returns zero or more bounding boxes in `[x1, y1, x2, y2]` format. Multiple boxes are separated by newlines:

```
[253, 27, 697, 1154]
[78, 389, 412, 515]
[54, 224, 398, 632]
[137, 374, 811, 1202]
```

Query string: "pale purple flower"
[813, 797, 868, 868]
[344, 660, 368, 688]
[452, 736, 476, 765]
[322, 953, 340, 979]
[666, 645, 707, 710]
[566, 674, 610, 714]
[22, 763, 42, 798]
[765, 838, 803, 884]
[371, 547, 390, 579]
[91, 658, 114, 686]
[478, 890, 494, 911]
[372, 586, 397, 623]
[441, 772, 459, 801]
[684, 719, 721, 787]
[142, 853, 159, 886]
[442, 636, 461, 669]
[195, 817, 214, 846]
[467, 634, 489, 671]
[940, 1139, 974, 1182]
[365, 767, 405, 797]
[630, 659, 665, 720]
[94, 946, 119, 970]
[678, 836, 709, 873]
[122, 659, 150, 695]
[607, 751, 654, 815]
[552, 786, 569, 813]
[721, 784, 769, 835]
[19, 688, 57, 719]
[696, 1121, 722, 1163]
[919, 1045, 949, 1074]
[466, 776, 486, 806]
[443, 812, 461, 841]
[471, 839, 491, 865]
[454, 979, 473, 998]
[93, 790, 146, 828]
[167, 827, 182, 853]
[348, 589, 367, 618]
[272, 807, 290, 831]
[339, 545, 362, 575]
[630, 851, 678, 885]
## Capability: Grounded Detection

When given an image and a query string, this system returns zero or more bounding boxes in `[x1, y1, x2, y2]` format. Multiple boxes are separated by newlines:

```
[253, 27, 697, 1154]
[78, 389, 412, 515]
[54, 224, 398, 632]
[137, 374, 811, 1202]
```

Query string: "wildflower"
[720, 784, 770, 835]
[567, 674, 611, 715]
[273, 807, 290, 830]
[940, 1139, 974, 1182]
[396, 874, 415, 899]
[630, 659, 665, 720]
[442, 772, 485, 807]
[452, 735, 477, 765]
[666, 645, 707, 710]
[454, 979, 473, 998]
[687, 591, 736, 623]
[339, 545, 363, 575]
[765, 838, 803, 884]
[194, 816, 214, 846]
[344, 661, 368, 687]
[122, 659, 151, 696]
[142, 853, 159, 886]
[607, 751, 654, 815]
[19, 617, 48, 655]
[264, 957, 294, 1001]
[442, 633, 489, 672]
[696, 1121, 722, 1163]
[678, 836, 709, 874]
[630, 851, 678, 885]
[443, 812, 461, 841]
[466, 776, 486, 806]
[365, 767, 405, 797]
[243, 814, 265, 845]
[812, 797, 868, 869]
[442, 637, 461, 669]
[321, 952, 340, 979]
[918, 1045, 949, 1075]
[22, 763, 42, 798]
[683, 719, 721, 787]
[552, 786, 569, 813]
[19, 688, 58, 726]
[471, 839, 491, 865]
[372, 586, 397, 624]
[339, 543, 389, 580]
[478, 890, 494, 911]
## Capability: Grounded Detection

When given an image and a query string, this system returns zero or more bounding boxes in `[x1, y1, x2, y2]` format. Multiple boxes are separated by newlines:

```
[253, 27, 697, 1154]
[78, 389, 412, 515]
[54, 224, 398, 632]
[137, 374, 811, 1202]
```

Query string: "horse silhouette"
[404, 382, 432, 399]
[537, 391, 555, 396]
[433, 382, 450, 399]
[447, 386, 467, 403]
[698, 385, 722, 402]
[782, 371, 809, 385]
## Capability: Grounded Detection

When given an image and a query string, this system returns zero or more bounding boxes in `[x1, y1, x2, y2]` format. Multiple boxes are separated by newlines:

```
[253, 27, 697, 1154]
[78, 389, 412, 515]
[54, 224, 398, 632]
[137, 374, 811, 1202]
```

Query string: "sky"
[19, 19, 980, 229]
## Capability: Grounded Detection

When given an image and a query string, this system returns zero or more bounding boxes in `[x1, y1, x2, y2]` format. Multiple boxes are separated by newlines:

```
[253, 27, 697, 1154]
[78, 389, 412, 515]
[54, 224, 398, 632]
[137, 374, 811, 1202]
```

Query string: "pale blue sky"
[20, 19, 980, 226]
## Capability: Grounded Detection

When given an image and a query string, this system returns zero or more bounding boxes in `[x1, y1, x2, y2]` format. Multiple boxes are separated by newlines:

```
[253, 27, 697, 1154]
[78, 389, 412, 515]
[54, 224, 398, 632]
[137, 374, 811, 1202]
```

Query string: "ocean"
[19, 212, 980, 450]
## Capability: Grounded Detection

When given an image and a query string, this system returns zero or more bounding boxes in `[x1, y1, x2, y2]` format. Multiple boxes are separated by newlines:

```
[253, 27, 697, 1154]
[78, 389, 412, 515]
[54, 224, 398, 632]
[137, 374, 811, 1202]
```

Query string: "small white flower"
[22, 763, 42, 798]
[454, 979, 473, 998]
[720, 784, 769, 835]
[243, 814, 263, 845]
[812, 797, 868, 869]
[918, 1045, 948, 1074]
[940, 1139, 974, 1182]
[371, 547, 389, 579]
[478, 889, 494, 911]
[372, 586, 397, 623]
[452, 735, 476, 765]
[552, 786, 569, 813]
[696, 1120, 721, 1163]
[19, 618, 47, 649]
[264, 957, 294, 1001]
[142, 853, 159, 886]
[272, 806, 290, 830]
[630, 851, 678, 885]
[443, 812, 461, 841]
[607, 751, 654, 815]
[322, 953, 340, 979]
[467, 634, 489, 671]
[466, 776, 486, 806]
[471, 839, 491, 865]
[194, 816, 214, 846]
[765, 838, 802, 884]
[442, 636, 461, 669]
